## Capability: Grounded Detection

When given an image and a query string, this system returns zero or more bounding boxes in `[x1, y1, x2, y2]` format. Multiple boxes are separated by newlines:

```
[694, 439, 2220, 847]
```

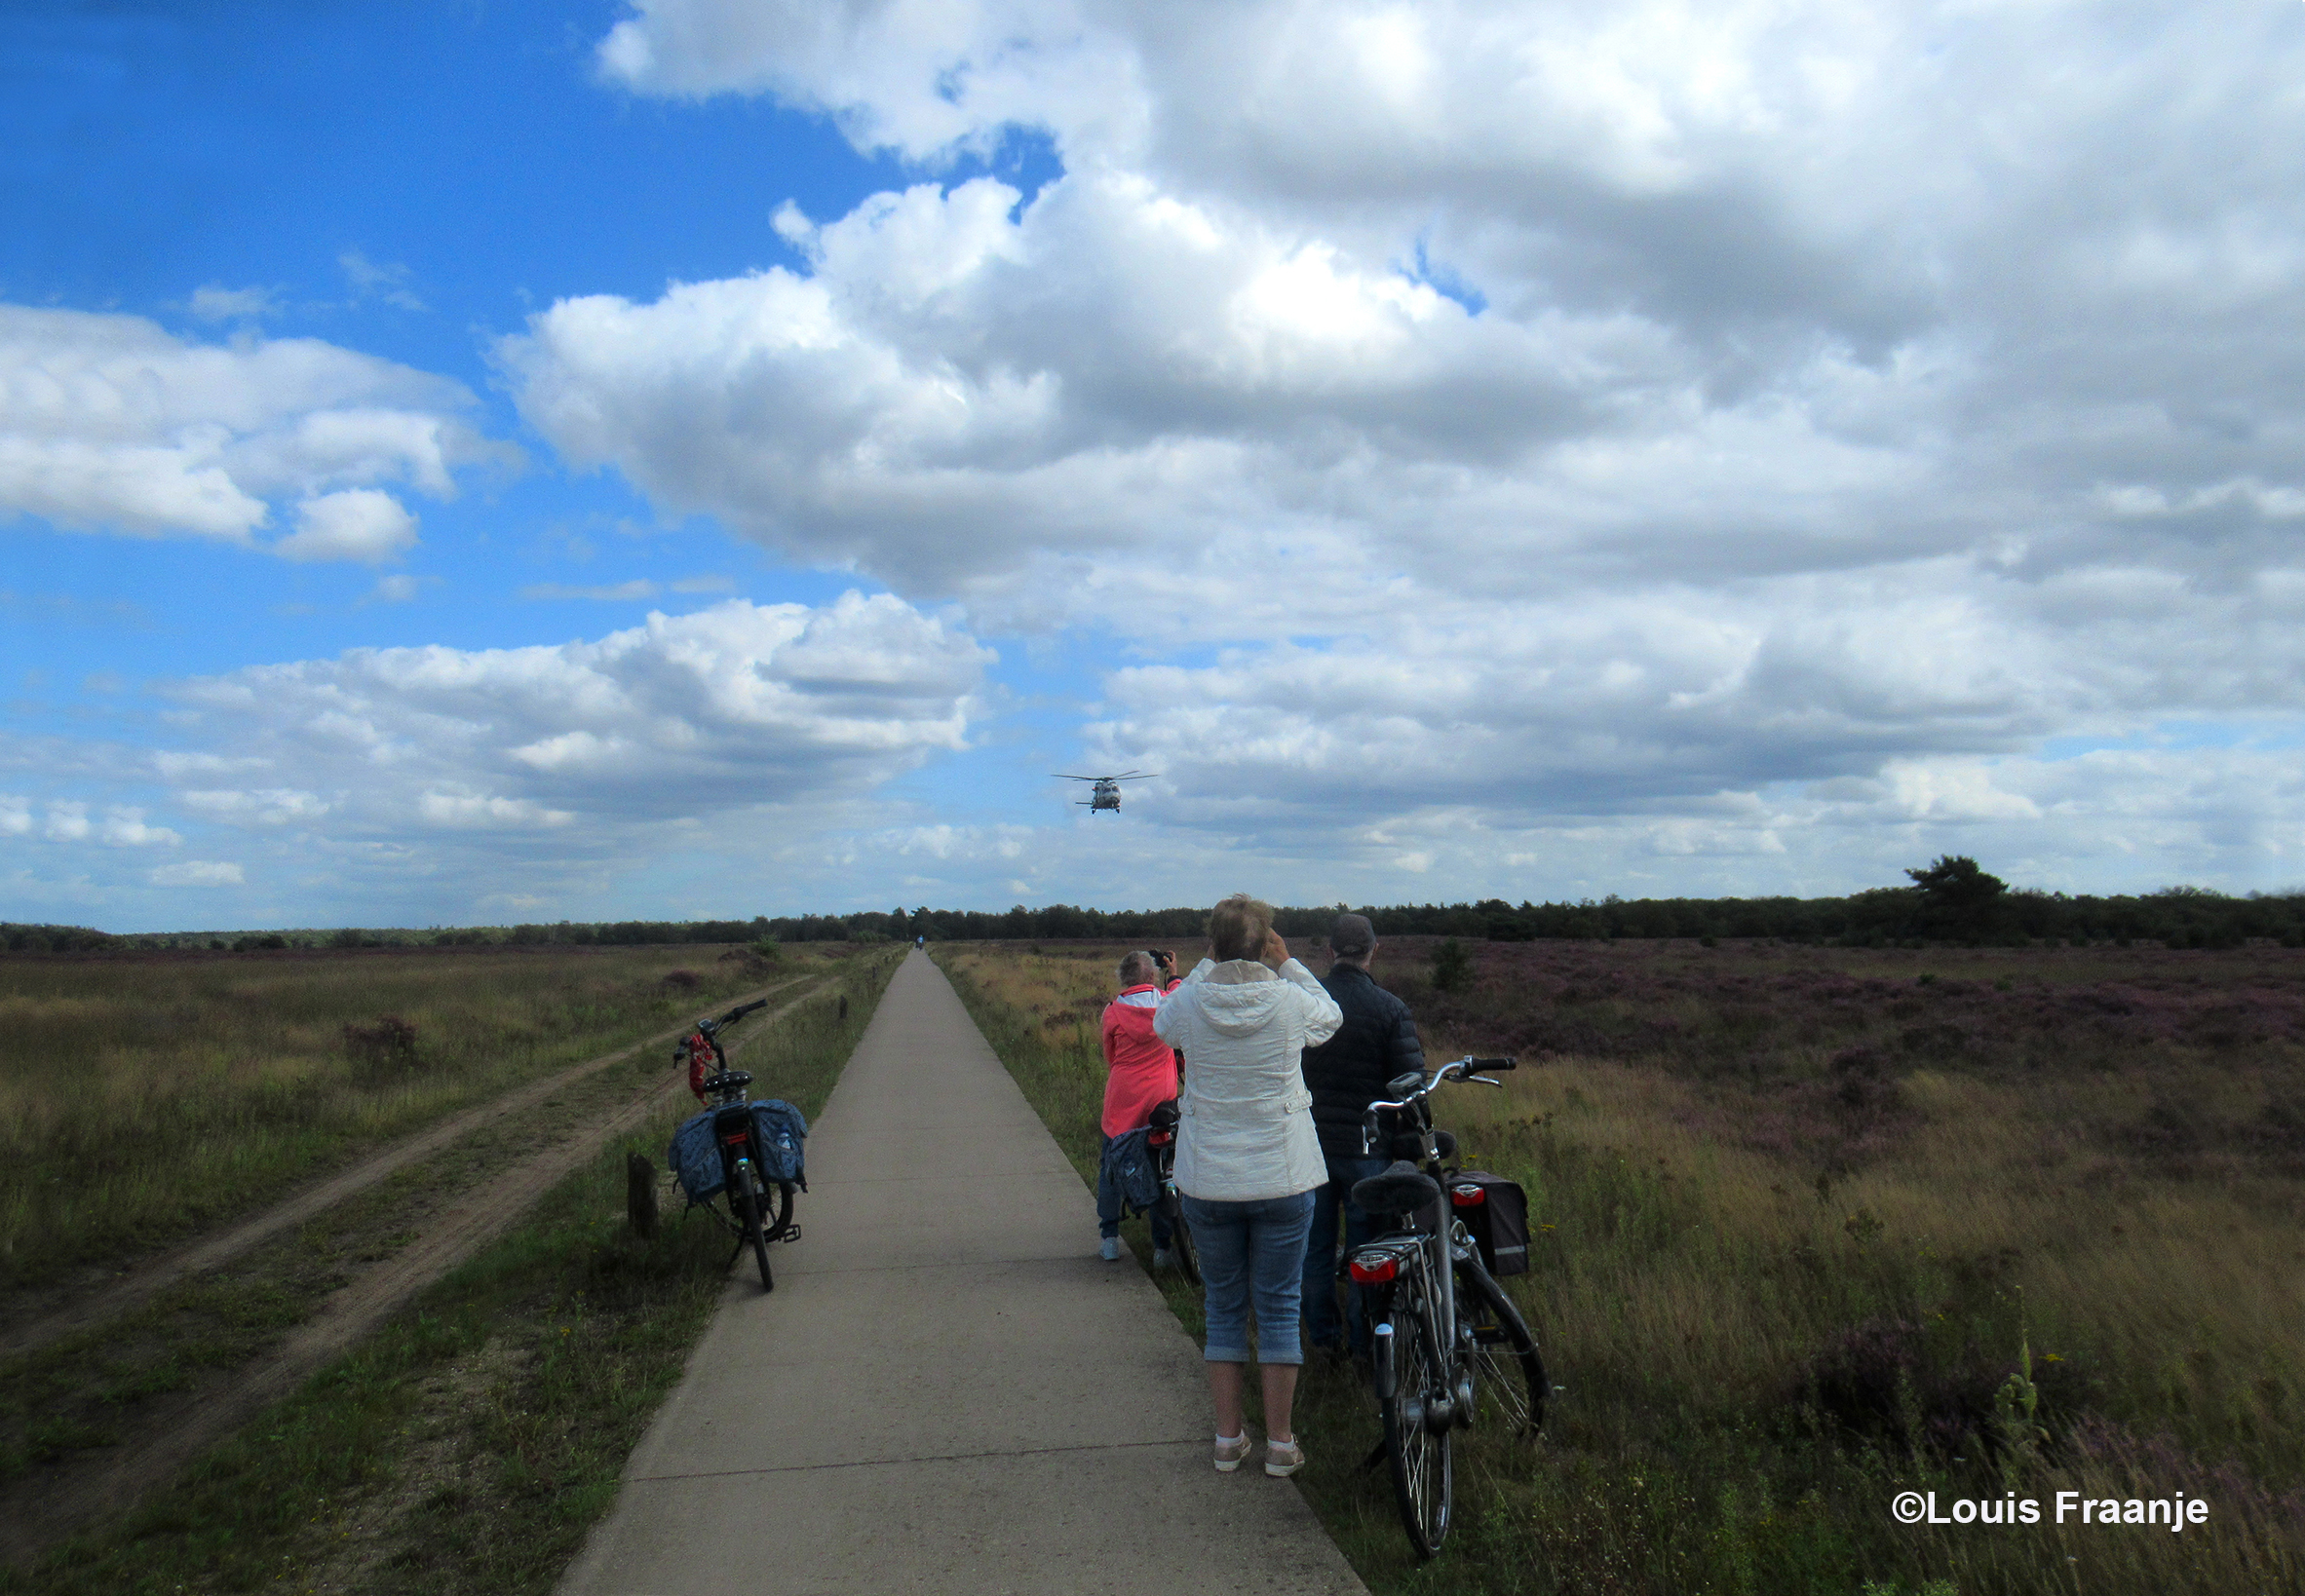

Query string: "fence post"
[627, 1151, 659, 1239]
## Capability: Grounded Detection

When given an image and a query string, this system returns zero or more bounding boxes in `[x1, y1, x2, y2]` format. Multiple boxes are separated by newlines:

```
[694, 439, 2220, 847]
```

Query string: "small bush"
[342, 1015, 420, 1072]
[1433, 937, 1473, 993]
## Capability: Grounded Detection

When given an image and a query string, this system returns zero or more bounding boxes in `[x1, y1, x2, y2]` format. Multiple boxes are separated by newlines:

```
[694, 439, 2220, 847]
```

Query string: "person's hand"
[1261, 929, 1289, 969]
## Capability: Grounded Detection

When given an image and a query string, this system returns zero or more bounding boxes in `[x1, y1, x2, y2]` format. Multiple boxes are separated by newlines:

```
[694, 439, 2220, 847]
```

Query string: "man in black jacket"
[1298, 912, 1424, 1356]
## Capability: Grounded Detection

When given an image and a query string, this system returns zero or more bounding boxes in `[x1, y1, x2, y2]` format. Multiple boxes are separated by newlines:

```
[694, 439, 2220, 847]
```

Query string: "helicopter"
[1054, 771, 1156, 814]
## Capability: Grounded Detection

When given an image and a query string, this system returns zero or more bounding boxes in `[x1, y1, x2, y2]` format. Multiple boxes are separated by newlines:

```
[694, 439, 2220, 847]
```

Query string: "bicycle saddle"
[1352, 1160, 1443, 1216]
[1148, 1098, 1180, 1130]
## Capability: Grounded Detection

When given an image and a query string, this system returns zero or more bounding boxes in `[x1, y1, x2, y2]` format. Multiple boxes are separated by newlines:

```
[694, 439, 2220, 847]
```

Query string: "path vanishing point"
[558, 948, 1368, 1596]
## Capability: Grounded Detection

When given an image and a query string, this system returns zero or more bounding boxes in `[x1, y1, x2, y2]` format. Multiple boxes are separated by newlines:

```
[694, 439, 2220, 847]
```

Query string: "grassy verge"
[2, 948, 902, 1596]
[0, 943, 795, 1289]
[935, 941, 2304, 1596]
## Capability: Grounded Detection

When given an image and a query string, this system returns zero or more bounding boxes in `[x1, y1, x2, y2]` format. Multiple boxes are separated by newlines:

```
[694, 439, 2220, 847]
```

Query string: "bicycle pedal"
[778, 1224, 801, 1242]
[1471, 1323, 1506, 1343]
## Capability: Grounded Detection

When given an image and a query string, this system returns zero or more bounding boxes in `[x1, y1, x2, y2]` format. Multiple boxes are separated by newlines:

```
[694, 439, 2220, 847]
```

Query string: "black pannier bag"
[1446, 1170, 1530, 1276]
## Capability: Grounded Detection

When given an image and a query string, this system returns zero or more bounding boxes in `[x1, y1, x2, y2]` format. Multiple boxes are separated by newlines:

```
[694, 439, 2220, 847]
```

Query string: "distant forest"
[8, 858, 2304, 954]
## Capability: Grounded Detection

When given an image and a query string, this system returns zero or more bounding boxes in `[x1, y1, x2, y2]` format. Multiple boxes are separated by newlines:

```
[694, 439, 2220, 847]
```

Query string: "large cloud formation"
[159, 591, 991, 835]
[488, 0, 2305, 890]
[2, 592, 992, 920]
[1, 305, 506, 559]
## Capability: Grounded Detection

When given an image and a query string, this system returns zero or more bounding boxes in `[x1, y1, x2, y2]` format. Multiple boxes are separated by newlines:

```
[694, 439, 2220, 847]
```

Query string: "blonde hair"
[1206, 893, 1275, 963]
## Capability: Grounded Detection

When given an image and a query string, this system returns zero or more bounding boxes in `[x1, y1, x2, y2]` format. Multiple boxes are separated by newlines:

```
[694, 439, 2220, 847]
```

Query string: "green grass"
[0, 943, 803, 1289]
[934, 941, 2305, 1596]
[1, 946, 903, 1596]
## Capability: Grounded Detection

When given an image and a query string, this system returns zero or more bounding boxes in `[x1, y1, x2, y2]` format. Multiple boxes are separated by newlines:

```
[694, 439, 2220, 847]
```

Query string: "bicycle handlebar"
[698, 997, 771, 1035]
[1361, 1055, 1518, 1118]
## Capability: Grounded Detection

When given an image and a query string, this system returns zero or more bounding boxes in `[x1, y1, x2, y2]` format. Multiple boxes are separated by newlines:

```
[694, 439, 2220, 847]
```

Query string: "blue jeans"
[1302, 1154, 1388, 1353]
[1181, 1190, 1317, 1365]
[1096, 1134, 1173, 1246]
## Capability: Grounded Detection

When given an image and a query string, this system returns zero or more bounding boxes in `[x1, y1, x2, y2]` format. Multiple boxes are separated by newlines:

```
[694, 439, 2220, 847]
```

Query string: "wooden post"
[627, 1151, 659, 1239]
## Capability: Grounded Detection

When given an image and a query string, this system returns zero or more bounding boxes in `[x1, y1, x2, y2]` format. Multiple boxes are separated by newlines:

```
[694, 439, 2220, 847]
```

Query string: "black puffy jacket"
[1300, 962, 1426, 1159]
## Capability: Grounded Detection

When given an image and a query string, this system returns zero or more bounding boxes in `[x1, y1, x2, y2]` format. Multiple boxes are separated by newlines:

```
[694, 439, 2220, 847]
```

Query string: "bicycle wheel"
[1379, 1282, 1452, 1559]
[758, 1178, 794, 1240]
[736, 1168, 773, 1291]
[1165, 1190, 1201, 1284]
[1457, 1258, 1546, 1436]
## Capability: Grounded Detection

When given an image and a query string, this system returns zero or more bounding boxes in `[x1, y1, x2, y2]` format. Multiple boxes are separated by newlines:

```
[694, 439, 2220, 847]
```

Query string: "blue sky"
[7, 0, 2305, 931]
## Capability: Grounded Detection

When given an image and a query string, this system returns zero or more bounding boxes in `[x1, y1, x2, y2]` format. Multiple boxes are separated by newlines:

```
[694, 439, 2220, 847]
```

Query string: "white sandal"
[1264, 1438, 1305, 1477]
[1213, 1432, 1252, 1472]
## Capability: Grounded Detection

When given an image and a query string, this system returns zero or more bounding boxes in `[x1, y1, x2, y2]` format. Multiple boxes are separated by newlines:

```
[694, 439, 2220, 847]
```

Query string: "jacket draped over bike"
[1154, 957, 1343, 1201]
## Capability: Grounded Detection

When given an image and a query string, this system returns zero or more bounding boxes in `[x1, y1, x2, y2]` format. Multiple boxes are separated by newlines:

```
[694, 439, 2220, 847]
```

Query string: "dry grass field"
[0, 943, 784, 1293]
[936, 937, 2304, 1596]
[1, 944, 906, 1596]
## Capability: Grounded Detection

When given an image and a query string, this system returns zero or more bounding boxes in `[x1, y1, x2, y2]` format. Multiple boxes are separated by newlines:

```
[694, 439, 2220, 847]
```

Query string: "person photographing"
[1095, 948, 1182, 1263]
[1155, 895, 1342, 1478]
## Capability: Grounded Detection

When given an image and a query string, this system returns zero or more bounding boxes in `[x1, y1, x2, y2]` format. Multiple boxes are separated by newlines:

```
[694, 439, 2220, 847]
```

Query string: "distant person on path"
[1298, 912, 1425, 1358]
[1155, 895, 1342, 1477]
[1096, 949, 1182, 1264]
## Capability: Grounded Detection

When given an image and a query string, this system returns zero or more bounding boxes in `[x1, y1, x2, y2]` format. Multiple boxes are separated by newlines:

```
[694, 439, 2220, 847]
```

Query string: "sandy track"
[0, 974, 809, 1363]
[0, 983, 826, 1566]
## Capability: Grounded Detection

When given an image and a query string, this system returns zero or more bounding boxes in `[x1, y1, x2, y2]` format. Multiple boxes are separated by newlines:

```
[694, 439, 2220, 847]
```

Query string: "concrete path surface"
[558, 949, 1368, 1596]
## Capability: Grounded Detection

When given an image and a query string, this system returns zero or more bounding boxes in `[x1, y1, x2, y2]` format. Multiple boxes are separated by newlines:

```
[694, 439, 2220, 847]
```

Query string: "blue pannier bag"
[669, 1098, 809, 1205]
[750, 1099, 808, 1186]
[1098, 1125, 1160, 1216]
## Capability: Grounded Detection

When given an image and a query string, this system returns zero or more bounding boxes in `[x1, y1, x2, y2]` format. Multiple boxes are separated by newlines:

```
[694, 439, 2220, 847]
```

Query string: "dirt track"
[0, 982, 824, 1566]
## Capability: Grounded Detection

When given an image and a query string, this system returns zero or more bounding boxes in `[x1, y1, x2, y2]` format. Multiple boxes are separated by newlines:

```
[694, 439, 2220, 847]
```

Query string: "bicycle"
[1143, 1098, 1200, 1284]
[674, 999, 803, 1291]
[1347, 1056, 1547, 1560]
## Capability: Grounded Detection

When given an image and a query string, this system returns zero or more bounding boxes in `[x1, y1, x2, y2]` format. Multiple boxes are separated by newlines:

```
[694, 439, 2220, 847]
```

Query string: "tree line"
[9, 859, 2305, 954]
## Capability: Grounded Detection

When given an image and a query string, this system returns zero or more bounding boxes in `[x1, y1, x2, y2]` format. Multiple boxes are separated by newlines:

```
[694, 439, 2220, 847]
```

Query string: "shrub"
[1432, 937, 1473, 993]
[342, 1015, 420, 1072]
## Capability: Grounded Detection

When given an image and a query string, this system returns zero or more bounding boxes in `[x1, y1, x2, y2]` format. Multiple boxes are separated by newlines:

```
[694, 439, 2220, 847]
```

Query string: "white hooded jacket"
[1154, 957, 1345, 1201]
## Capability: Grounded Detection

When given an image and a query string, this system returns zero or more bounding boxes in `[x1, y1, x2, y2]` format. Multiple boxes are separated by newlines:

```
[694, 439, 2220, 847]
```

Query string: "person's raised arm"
[1154, 956, 1210, 1043]
[1269, 937, 1342, 1045]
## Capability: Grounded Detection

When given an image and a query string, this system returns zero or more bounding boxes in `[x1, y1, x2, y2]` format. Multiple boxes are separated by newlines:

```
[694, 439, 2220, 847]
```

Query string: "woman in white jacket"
[1154, 893, 1343, 1477]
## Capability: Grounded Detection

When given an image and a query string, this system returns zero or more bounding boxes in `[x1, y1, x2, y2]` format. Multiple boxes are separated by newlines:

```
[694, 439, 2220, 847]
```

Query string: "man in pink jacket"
[1097, 949, 1181, 1263]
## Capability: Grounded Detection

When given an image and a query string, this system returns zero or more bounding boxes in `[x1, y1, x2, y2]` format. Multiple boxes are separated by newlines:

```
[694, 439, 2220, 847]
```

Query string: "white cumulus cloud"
[156, 591, 992, 838]
[150, 859, 245, 888]
[272, 488, 420, 564]
[0, 305, 509, 554]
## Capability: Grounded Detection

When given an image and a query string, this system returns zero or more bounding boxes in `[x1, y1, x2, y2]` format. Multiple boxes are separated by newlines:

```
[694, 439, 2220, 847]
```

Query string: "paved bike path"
[558, 949, 1367, 1596]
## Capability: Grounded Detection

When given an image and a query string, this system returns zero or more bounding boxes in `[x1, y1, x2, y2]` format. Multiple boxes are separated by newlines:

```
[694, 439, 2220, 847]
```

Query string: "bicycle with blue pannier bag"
[668, 999, 809, 1290]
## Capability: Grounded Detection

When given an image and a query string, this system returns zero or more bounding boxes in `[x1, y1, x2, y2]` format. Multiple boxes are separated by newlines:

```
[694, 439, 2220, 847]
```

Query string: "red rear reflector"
[720, 1133, 749, 1146]
[1348, 1257, 1399, 1284]
[1451, 1186, 1486, 1206]
[1147, 1131, 1172, 1146]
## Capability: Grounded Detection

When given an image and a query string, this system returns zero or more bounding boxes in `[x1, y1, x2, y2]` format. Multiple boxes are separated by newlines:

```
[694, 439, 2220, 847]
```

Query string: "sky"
[6, 0, 2305, 932]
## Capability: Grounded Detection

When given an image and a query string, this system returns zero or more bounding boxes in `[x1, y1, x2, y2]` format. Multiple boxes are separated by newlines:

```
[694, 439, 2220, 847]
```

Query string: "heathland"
[937, 936, 2303, 1596]
[1, 940, 904, 1593]
[0, 941, 788, 1292]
